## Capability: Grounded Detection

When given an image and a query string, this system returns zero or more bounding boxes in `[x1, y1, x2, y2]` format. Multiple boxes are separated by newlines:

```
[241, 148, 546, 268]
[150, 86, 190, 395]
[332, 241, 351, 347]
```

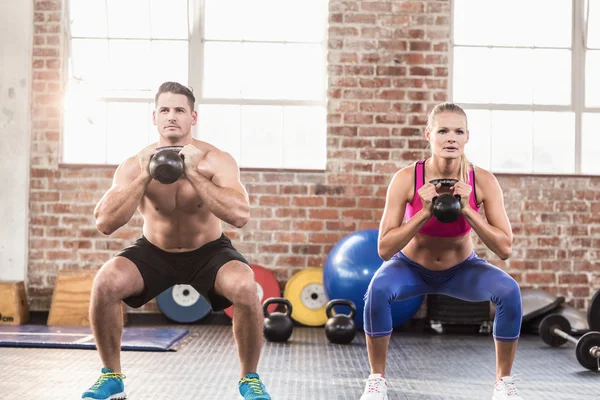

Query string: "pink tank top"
[404, 160, 480, 237]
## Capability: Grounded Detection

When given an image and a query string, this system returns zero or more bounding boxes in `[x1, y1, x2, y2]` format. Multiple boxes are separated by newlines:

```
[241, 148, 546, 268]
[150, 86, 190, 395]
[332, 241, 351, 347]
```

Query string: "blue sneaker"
[81, 368, 127, 400]
[238, 373, 271, 399]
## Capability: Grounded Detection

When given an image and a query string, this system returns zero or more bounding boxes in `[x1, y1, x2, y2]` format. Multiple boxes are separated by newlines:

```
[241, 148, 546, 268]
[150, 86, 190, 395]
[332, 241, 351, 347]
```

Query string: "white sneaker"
[492, 375, 523, 399]
[360, 374, 389, 400]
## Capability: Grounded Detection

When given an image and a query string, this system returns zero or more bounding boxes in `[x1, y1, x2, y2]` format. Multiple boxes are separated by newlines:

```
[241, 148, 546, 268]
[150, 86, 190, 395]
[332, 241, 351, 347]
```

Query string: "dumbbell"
[539, 314, 600, 371]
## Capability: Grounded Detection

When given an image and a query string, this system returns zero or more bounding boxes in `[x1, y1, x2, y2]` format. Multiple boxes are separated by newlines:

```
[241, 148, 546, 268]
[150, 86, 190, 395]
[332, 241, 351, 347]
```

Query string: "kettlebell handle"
[262, 297, 293, 318]
[326, 299, 356, 319]
[429, 178, 458, 187]
[152, 146, 184, 160]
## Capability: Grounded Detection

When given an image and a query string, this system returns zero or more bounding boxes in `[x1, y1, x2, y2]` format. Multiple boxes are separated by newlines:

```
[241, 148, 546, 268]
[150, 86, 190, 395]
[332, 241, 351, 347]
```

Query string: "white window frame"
[449, 0, 594, 175]
[63, 0, 328, 170]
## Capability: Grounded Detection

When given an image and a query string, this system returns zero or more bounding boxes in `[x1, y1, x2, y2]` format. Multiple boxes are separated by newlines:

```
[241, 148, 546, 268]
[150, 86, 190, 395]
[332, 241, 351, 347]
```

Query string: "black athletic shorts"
[116, 233, 248, 311]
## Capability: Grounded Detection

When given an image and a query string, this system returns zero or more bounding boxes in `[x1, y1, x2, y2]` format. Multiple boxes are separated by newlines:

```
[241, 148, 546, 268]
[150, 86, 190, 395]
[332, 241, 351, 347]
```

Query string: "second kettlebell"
[263, 297, 293, 343]
[325, 299, 357, 345]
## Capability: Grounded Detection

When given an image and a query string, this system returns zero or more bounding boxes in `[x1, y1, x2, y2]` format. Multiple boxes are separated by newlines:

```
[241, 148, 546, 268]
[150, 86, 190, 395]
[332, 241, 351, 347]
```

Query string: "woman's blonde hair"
[426, 102, 470, 182]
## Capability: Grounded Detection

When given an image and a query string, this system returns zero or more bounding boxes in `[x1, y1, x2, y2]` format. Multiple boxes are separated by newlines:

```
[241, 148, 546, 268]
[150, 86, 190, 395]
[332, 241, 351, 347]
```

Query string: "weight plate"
[223, 264, 280, 319]
[284, 268, 329, 326]
[588, 290, 600, 332]
[539, 314, 571, 347]
[156, 285, 212, 323]
[575, 331, 600, 371]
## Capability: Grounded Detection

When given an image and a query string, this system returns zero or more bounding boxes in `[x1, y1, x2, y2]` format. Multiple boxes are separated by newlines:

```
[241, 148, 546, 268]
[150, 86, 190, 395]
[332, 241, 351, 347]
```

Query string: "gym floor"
[1, 324, 597, 400]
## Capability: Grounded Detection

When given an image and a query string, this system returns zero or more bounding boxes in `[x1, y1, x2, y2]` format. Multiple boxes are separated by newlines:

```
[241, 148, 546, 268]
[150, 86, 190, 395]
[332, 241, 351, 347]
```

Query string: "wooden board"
[48, 270, 127, 326]
[0, 281, 30, 325]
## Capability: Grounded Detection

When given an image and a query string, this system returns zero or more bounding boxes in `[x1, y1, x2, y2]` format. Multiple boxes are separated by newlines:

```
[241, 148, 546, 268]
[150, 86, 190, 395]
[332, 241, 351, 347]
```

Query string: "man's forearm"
[186, 171, 250, 228]
[94, 173, 152, 234]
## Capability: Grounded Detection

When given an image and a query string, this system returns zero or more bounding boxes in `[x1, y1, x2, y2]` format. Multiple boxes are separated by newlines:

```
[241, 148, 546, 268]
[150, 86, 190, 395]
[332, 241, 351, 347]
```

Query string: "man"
[81, 82, 271, 400]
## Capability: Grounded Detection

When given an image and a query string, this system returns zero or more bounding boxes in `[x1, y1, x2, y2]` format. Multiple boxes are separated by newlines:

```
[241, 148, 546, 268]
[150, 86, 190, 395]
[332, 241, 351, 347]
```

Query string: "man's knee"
[218, 262, 259, 307]
[92, 258, 142, 303]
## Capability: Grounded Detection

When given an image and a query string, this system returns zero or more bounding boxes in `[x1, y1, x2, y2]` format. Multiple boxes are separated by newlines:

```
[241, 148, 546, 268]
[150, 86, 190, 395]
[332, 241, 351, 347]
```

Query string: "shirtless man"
[81, 82, 271, 400]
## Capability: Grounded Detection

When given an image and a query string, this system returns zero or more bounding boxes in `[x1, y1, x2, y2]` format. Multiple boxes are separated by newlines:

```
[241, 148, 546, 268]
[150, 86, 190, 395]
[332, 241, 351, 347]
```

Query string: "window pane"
[490, 111, 533, 173]
[464, 109, 491, 170]
[105, 102, 151, 164]
[108, 40, 152, 91]
[533, 49, 571, 105]
[452, 47, 491, 103]
[240, 106, 283, 168]
[70, 0, 107, 38]
[284, 0, 327, 42]
[203, 42, 242, 98]
[586, 50, 600, 107]
[63, 98, 107, 164]
[204, 0, 243, 40]
[283, 107, 326, 170]
[150, 40, 188, 91]
[532, 112, 575, 174]
[107, 0, 151, 38]
[71, 39, 109, 88]
[148, 103, 159, 143]
[532, 0, 572, 48]
[150, 0, 188, 39]
[588, 0, 600, 49]
[453, 0, 492, 46]
[241, 43, 285, 100]
[491, 48, 533, 104]
[489, 0, 535, 46]
[582, 113, 600, 174]
[196, 105, 241, 162]
[240, 0, 286, 41]
[284, 44, 325, 101]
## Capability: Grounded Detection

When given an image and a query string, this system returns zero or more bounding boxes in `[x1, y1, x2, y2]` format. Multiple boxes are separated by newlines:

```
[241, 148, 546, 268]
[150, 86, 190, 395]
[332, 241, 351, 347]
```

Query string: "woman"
[360, 103, 523, 400]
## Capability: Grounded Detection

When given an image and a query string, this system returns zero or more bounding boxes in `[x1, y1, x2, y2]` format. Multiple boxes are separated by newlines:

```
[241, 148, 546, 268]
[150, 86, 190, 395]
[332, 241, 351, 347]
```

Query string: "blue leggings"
[363, 252, 522, 342]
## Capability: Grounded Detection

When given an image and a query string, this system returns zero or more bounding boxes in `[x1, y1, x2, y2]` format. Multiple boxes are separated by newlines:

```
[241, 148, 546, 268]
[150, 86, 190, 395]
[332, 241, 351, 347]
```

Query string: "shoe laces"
[499, 375, 521, 396]
[365, 377, 385, 393]
[240, 377, 264, 394]
[90, 372, 126, 390]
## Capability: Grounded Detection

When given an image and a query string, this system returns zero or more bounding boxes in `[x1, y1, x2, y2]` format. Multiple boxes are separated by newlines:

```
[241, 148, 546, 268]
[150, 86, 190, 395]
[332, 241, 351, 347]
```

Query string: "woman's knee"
[493, 276, 522, 318]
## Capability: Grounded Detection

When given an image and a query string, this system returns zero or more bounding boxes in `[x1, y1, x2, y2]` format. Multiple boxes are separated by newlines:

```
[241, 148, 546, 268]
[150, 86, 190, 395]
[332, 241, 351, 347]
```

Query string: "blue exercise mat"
[0, 325, 190, 352]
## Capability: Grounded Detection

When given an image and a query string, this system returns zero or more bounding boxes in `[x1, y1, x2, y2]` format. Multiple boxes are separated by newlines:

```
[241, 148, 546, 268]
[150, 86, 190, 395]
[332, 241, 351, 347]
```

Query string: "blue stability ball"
[323, 229, 424, 330]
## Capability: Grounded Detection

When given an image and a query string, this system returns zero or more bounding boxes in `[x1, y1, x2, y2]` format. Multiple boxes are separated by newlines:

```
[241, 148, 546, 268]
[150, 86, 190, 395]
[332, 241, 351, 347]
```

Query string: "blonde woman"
[360, 103, 523, 400]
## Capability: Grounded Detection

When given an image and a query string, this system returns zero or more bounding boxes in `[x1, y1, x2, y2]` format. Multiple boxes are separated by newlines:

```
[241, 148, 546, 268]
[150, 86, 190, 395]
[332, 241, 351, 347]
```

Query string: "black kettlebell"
[149, 146, 184, 184]
[430, 179, 462, 223]
[263, 297, 293, 343]
[325, 299, 357, 345]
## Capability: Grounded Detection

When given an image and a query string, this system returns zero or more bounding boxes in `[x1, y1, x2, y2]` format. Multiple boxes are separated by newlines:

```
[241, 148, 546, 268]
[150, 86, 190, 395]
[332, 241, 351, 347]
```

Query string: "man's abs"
[138, 179, 223, 252]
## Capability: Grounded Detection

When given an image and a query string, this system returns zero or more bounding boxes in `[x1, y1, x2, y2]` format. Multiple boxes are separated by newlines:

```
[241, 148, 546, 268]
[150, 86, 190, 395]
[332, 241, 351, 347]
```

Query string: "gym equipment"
[588, 289, 600, 332]
[0, 325, 189, 352]
[521, 288, 565, 322]
[224, 264, 280, 319]
[324, 299, 357, 345]
[156, 285, 212, 323]
[149, 146, 184, 184]
[283, 267, 329, 326]
[263, 297, 293, 342]
[539, 314, 600, 371]
[48, 270, 127, 327]
[429, 179, 461, 223]
[323, 229, 424, 330]
[0, 281, 29, 325]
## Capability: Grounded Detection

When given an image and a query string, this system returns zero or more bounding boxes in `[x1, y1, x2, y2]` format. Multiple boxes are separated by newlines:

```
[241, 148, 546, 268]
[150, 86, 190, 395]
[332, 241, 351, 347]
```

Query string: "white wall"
[0, 1, 33, 281]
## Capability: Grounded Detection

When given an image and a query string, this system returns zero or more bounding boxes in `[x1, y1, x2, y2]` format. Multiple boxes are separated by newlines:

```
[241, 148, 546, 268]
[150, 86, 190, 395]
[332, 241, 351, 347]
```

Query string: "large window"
[452, 0, 600, 175]
[64, 0, 327, 170]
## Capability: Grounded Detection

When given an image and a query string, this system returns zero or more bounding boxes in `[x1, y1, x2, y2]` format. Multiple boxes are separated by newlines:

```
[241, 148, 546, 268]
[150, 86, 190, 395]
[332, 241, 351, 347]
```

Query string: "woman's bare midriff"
[137, 177, 223, 252]
[401, 233, 474, 271]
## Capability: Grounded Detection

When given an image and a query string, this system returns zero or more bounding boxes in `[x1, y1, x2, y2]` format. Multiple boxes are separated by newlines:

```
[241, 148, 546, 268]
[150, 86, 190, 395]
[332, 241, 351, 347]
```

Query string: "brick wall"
[28, 0, 599, 312]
